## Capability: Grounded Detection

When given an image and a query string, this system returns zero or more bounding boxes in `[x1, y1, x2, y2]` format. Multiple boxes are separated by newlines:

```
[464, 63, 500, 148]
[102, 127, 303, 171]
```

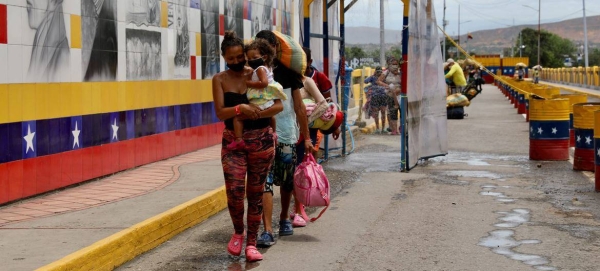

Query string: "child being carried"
[226, 39, 288, 150]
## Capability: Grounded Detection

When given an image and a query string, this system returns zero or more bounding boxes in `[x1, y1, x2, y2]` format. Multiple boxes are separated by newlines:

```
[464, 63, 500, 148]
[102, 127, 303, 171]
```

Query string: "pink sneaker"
[292, 214, 307, 227]
[245, 245, 263, 262]
[226, 139, 246, 151]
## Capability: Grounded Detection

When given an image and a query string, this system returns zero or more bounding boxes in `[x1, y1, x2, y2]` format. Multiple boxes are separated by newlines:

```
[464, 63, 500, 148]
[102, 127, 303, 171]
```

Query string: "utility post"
[442, 0, 447, 61]
[583, 0, 589, 85]
[380, 0, 385, 67]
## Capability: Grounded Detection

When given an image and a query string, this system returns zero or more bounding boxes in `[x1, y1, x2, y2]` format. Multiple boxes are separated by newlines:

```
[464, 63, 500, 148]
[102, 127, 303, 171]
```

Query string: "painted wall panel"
[0, 0, 300, 205]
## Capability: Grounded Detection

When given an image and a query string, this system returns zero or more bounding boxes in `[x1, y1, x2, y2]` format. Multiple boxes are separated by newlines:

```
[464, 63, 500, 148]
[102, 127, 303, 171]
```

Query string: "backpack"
[293, 153, 330, 222]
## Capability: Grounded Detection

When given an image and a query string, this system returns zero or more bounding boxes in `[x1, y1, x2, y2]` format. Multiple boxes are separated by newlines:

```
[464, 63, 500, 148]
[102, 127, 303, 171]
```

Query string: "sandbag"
[447, 93, 470, 107]
[273, 30, 307, 76]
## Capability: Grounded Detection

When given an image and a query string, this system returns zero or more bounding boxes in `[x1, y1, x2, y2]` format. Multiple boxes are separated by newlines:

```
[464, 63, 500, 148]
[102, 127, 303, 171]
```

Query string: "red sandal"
[227, 231, 245, 256]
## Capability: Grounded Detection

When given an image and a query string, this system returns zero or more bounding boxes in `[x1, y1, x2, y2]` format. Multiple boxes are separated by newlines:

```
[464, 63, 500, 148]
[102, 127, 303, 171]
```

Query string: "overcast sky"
[345, 0, 600, 35]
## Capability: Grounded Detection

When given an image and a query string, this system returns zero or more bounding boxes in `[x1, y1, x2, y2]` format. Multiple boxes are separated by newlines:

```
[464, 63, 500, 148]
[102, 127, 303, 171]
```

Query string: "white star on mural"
[586, 136, 592, 145]
[111, 118, 119, 141]
[597, 148, 600, 157]
[577, 135, 582, 142]
[551, 127, 557, 134]
[530, 127, 534, 133]
[23, 124, 35, 154]
[537, 127, 543, 135]
[72, 121, 80, 149]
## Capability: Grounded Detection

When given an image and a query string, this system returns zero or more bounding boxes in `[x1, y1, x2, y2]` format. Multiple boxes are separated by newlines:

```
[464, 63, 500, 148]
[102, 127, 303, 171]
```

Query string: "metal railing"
[541, 67, 600, 89]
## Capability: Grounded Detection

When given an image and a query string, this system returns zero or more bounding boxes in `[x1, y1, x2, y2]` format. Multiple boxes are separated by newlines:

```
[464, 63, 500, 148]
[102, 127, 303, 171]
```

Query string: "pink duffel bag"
[293, 153, 330, 222]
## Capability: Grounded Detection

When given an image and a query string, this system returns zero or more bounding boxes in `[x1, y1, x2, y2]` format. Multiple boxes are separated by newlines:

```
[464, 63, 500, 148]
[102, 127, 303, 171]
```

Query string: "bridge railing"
[541, 67, 600, 89]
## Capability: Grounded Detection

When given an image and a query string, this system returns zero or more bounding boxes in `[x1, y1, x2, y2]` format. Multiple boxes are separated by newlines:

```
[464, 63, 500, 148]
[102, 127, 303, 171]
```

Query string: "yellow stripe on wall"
[0, 80, 214, 124]
[70, 15, 82, 49]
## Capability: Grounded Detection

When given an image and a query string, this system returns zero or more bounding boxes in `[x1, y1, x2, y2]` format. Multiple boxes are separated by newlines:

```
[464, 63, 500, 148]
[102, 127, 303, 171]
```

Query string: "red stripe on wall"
[219, 15, 225, 36]
[0, 123, 224, 205]
[191, 56, 196, 80]
[0, 5, 7, 44]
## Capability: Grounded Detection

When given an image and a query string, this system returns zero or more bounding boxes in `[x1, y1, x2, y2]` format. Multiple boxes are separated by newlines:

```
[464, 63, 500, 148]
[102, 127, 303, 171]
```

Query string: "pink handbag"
[293, 153, 330, 222]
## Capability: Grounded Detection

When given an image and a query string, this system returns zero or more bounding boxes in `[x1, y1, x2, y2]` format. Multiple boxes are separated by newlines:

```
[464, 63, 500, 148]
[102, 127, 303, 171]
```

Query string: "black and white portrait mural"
[82, 0, 118, 82]
[201, 0, 219, 79]
[251, 0, 273, 37]
[26, 0, 70, 82]
[126, 29, 161, 80]
[126, 0, 161, 27]
[169, 0, 190, 79]
[224, 0, 243, 35]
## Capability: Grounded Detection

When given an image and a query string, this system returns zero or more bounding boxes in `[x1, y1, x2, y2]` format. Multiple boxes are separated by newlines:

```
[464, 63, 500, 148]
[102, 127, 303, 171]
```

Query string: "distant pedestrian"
[377, 58, 402, 135]
[212, 31, 283, 262]
[445, 58, 467, 94]
[364, 67, 388, 134]
[517, 67, 525, 80]
[473, 67, 483, 91]
[533, 67, 540, 84]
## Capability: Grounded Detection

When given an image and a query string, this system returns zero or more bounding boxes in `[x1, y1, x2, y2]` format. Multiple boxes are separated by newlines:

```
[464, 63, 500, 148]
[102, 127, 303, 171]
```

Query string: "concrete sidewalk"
[0, 146, 225, 271]
[0, 109, 368, 271]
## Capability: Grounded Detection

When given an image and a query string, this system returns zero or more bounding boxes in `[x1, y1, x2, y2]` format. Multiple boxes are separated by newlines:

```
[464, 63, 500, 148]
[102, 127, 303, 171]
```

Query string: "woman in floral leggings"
[212, 31, 283, 262]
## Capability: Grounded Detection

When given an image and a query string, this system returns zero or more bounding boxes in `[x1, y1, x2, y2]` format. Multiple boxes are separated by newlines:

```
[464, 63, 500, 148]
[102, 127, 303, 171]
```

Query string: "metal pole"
[458, 5, 460, 59]
[380, 0, 385, 67]
[443, 0, 446, 61]
[401, 0, 409, 171]
[511, 18, 514, 57]
[583, 0, 589, 85]
[537, 0, 541, 67]
[520, 32, 522, 57]
[339, 0, 347, 156]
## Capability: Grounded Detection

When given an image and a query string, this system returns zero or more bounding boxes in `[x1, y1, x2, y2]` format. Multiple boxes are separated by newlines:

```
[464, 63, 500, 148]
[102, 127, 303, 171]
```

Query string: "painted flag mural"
[0, 0, 296, 204]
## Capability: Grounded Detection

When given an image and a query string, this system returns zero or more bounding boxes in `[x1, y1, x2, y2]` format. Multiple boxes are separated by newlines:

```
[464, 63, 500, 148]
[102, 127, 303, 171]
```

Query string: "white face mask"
[389, 65, 399, 70]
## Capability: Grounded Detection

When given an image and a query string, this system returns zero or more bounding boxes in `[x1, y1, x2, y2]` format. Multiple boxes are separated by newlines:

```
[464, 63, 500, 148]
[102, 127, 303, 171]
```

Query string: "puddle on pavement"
[495, 209, 530, 228]
[325, 152, 401, 173]
[443, 170, 503, 180]
[425, 152, 529, 167]
[479, 230, 553, 270]
[479, 184, 515, 203]
[479, 209, 556, 270]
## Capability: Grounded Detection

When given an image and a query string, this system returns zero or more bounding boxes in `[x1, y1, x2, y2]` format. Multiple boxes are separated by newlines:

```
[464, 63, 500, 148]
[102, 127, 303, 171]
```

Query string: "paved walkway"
[0, 146, 221, 226]
[0, 145, 224, 271]
[0, 146, 220, 226]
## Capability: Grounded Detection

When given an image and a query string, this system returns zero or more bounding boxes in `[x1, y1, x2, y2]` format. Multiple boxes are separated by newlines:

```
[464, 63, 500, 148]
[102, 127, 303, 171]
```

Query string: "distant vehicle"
[564, 57, 573, 67]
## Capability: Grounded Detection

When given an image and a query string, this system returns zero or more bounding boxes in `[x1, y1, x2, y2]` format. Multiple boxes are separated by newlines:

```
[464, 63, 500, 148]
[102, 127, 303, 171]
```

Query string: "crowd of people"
[212, 30, 340, 262]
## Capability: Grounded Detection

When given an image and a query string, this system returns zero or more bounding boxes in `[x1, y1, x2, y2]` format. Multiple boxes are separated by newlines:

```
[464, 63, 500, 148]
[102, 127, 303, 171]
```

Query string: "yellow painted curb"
[36, 186, 227, 271]
[360, 123, 377, 134]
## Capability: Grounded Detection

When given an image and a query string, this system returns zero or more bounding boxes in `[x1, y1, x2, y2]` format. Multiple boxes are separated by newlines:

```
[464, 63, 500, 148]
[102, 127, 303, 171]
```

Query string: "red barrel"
[553, 94, 588, 147]
[573, 103, 600, 171]
[594, 110, 600, 191]
[529, 98, 570, 160]
[517, 93, 526, 114]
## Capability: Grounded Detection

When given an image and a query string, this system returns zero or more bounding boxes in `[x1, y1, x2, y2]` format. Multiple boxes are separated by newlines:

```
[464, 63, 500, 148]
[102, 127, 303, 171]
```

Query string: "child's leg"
[227, 117, 246, 150]
[233, 117, 244, 141]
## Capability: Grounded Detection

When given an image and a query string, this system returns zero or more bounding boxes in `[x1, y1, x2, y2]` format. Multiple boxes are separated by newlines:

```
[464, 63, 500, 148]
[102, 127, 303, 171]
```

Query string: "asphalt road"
[119, 85, 600, 271]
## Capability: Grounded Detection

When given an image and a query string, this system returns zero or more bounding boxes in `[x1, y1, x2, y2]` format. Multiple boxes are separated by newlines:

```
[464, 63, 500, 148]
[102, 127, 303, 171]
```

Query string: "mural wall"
[0, 0, 297, 205]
